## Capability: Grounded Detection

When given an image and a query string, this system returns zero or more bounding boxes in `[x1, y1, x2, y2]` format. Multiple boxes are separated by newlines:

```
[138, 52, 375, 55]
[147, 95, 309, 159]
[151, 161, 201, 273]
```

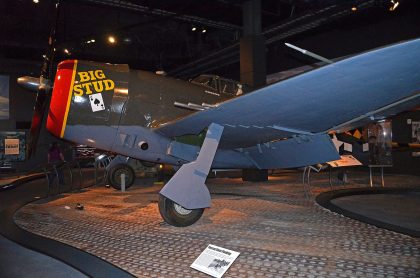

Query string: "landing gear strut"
[159, 123, 224, 227]
[158, 195, 204, 227]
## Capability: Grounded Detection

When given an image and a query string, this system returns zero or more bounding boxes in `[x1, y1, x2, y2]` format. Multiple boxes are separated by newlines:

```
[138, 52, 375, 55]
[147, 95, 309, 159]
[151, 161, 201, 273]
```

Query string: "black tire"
[158, 194, 204, 227]
[107, 163, 135, 190]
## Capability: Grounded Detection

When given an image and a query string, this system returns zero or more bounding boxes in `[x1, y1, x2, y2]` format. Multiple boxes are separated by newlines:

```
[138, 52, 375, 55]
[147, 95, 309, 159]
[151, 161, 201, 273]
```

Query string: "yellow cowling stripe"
[60, 60, 78, 138]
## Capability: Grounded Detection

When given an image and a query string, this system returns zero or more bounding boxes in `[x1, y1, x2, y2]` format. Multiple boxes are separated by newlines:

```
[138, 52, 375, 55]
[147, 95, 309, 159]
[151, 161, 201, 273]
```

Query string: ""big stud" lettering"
[73, 69, 115, 96]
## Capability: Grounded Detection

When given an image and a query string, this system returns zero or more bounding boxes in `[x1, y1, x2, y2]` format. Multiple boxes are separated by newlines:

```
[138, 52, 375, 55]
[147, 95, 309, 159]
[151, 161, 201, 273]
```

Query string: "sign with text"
[0, 75, 9, 120]
[367, 121, 393, 166]
[191, 244, 240, 278]
[0, 131, 26, 162]
[327, 155, 362, 168]
[5, 138, 19, 155]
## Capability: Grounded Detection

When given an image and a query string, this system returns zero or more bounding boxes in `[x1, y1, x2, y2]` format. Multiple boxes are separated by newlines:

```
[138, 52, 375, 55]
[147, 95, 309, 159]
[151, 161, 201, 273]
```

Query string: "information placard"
[191, 244, 240, 278]
[4, 138, 19, 155]
[327, 155, 362, 168]
[0, 131, 26, 161]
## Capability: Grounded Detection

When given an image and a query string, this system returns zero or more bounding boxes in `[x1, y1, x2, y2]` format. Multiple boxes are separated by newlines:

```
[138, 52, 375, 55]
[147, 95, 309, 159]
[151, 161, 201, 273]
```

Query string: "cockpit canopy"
[191, 74, 246, 96]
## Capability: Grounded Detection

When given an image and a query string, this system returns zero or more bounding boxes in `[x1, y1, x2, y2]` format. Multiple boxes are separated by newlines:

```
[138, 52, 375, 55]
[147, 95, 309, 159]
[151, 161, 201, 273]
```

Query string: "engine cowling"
[46, 60, 129, 138]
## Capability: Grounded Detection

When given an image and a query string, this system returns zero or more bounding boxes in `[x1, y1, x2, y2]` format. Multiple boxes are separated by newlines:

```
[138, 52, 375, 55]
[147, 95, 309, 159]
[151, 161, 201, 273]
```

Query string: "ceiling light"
[108, 36, 116, 44]
[202, 29, 207, 33]
[64, 48, 70, 55]
[389, 0, 399, 11]
[33, 0, 39, 3]
[351, 6, 357, 12]
[192, 27, 197, 31]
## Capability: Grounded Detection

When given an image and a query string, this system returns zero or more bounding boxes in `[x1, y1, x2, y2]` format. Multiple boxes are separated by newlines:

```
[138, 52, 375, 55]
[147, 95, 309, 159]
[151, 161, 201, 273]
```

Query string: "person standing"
[48, 142, 65, 186]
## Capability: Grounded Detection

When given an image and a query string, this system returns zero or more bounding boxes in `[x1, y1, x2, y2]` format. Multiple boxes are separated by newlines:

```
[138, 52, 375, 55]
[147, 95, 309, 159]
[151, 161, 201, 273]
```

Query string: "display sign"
[0, 75, 9, 120]
[0, 131, 26, 162]
[191, 244, 240, 278]
[5, 138, 19, 155]
[367, 121, 393, 166]
[412, 121, 420, 157]
[327, 155, 362, 168]
[412, 121, 420, 141]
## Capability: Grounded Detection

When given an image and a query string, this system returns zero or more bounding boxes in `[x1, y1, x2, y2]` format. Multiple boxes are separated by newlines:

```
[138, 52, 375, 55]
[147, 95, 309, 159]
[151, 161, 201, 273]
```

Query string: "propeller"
[27, 1, 61, 158]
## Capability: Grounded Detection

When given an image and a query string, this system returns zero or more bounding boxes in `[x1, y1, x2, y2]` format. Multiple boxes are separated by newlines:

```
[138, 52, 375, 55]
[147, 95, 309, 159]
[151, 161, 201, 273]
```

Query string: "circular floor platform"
[316, 187, 420, 237]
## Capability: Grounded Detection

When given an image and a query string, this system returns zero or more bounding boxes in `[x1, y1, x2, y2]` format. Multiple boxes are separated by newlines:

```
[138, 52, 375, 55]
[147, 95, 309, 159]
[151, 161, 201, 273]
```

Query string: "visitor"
[48, 142, 65, 187]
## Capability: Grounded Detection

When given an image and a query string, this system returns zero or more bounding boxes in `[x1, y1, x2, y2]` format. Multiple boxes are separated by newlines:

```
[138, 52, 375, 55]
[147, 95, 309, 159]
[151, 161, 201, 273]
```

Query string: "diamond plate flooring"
[14, 171, 420, 277]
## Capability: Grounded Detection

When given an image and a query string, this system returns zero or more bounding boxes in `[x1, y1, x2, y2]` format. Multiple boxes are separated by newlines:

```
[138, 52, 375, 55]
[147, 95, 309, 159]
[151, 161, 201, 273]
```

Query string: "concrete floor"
[13, 171, 420, 277]
[0, 177, 87, 278]
[0, 168, 133, 278]
[0, 236, 86, 278]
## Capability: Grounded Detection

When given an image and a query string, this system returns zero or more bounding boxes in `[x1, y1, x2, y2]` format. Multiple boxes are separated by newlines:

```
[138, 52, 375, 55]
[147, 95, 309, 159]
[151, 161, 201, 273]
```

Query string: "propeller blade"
[27, 0, 61, 158]
[27, 84, 48, 157]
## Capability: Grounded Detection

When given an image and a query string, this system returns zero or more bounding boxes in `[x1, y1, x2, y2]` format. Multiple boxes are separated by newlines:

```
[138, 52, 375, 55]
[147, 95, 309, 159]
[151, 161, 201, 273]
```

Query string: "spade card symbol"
[89, 93, 105, 112]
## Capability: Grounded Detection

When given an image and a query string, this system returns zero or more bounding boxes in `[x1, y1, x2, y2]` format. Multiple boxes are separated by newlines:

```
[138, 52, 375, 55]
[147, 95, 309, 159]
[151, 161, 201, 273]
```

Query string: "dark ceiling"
[1, 0, 419, 80]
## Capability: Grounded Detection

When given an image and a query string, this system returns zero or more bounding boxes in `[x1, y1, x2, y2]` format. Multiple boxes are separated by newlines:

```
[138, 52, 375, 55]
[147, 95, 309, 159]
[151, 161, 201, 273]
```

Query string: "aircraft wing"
[156, 39, 420, 149]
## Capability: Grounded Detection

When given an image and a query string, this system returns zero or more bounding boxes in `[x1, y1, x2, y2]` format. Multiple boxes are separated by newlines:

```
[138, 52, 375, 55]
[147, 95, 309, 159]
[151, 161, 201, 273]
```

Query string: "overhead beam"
[168, 0, 386, 78]
[76, 0, 242, 31]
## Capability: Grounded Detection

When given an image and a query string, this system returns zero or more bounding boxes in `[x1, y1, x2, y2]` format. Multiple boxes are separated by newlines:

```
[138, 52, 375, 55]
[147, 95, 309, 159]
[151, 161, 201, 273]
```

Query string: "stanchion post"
[44, 167, 51, 196]
[53, 165, 59, 194]
[121, 173, 125, 192]
[76, 161, 83, 190]
[94, 161, 98, 185]
[381, 167, 385, 187]
[329, 166, 333, 190]
[66, 163, 73, 191]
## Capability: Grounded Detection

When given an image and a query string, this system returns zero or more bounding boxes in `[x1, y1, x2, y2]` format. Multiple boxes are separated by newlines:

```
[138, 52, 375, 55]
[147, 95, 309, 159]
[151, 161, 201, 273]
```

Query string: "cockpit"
[190, 74, 245, 96]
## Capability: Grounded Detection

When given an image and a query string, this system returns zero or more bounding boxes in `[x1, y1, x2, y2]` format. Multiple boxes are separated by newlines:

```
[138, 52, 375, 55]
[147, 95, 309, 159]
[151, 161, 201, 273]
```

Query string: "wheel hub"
[173, 203, 192, 215]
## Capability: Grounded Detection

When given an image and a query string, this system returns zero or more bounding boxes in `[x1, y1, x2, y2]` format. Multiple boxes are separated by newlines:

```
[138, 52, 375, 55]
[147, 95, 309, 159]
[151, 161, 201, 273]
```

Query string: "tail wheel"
[158, 195, 204, 227]
[107, 163, 135, 190]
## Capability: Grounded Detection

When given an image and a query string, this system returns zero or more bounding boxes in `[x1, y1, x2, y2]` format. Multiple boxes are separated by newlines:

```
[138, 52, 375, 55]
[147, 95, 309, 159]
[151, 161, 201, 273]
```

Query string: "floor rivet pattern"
[15, 172, 420, 277]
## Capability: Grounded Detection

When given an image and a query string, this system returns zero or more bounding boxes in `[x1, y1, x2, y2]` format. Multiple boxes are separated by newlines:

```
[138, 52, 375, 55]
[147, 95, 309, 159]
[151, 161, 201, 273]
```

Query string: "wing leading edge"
[156, 39, 420, 149]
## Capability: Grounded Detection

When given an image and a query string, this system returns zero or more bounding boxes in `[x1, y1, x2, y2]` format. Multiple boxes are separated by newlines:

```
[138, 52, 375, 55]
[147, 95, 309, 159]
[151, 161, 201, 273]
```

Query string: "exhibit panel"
[0, 75, 9, 120]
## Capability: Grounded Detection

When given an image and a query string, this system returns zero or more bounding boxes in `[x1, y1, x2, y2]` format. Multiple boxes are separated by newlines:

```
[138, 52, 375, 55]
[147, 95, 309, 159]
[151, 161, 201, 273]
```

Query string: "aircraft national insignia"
[89, 93, 105, 112]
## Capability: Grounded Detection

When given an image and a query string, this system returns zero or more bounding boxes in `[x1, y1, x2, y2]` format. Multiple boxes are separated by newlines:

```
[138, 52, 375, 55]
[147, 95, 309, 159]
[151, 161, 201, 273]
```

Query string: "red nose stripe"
[47, 60, 77, 138]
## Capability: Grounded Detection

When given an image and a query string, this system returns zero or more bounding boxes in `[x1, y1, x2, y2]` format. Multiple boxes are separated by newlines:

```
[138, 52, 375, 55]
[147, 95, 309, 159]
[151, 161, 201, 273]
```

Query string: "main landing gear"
[107, 163, 135, 190]
[158, 195, 204, 227]
[158, 123, 224, 227]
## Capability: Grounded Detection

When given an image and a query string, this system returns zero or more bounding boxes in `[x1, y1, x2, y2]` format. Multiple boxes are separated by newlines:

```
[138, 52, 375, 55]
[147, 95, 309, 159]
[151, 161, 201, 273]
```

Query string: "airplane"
[18, 38, 420, 227]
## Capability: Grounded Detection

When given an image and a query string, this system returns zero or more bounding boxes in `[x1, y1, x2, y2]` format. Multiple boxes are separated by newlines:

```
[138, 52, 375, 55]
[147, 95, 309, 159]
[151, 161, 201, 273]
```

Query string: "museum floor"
[8, 170, 420, 277]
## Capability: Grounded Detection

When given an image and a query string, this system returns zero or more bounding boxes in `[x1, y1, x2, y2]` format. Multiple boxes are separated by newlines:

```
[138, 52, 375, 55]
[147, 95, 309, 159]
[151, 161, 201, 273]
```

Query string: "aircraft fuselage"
[46, 60, 253, 168]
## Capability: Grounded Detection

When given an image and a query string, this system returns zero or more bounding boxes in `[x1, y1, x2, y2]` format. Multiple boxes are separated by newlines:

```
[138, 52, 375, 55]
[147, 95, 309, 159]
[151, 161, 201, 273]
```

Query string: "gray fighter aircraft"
[19, 38, 420, 227]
